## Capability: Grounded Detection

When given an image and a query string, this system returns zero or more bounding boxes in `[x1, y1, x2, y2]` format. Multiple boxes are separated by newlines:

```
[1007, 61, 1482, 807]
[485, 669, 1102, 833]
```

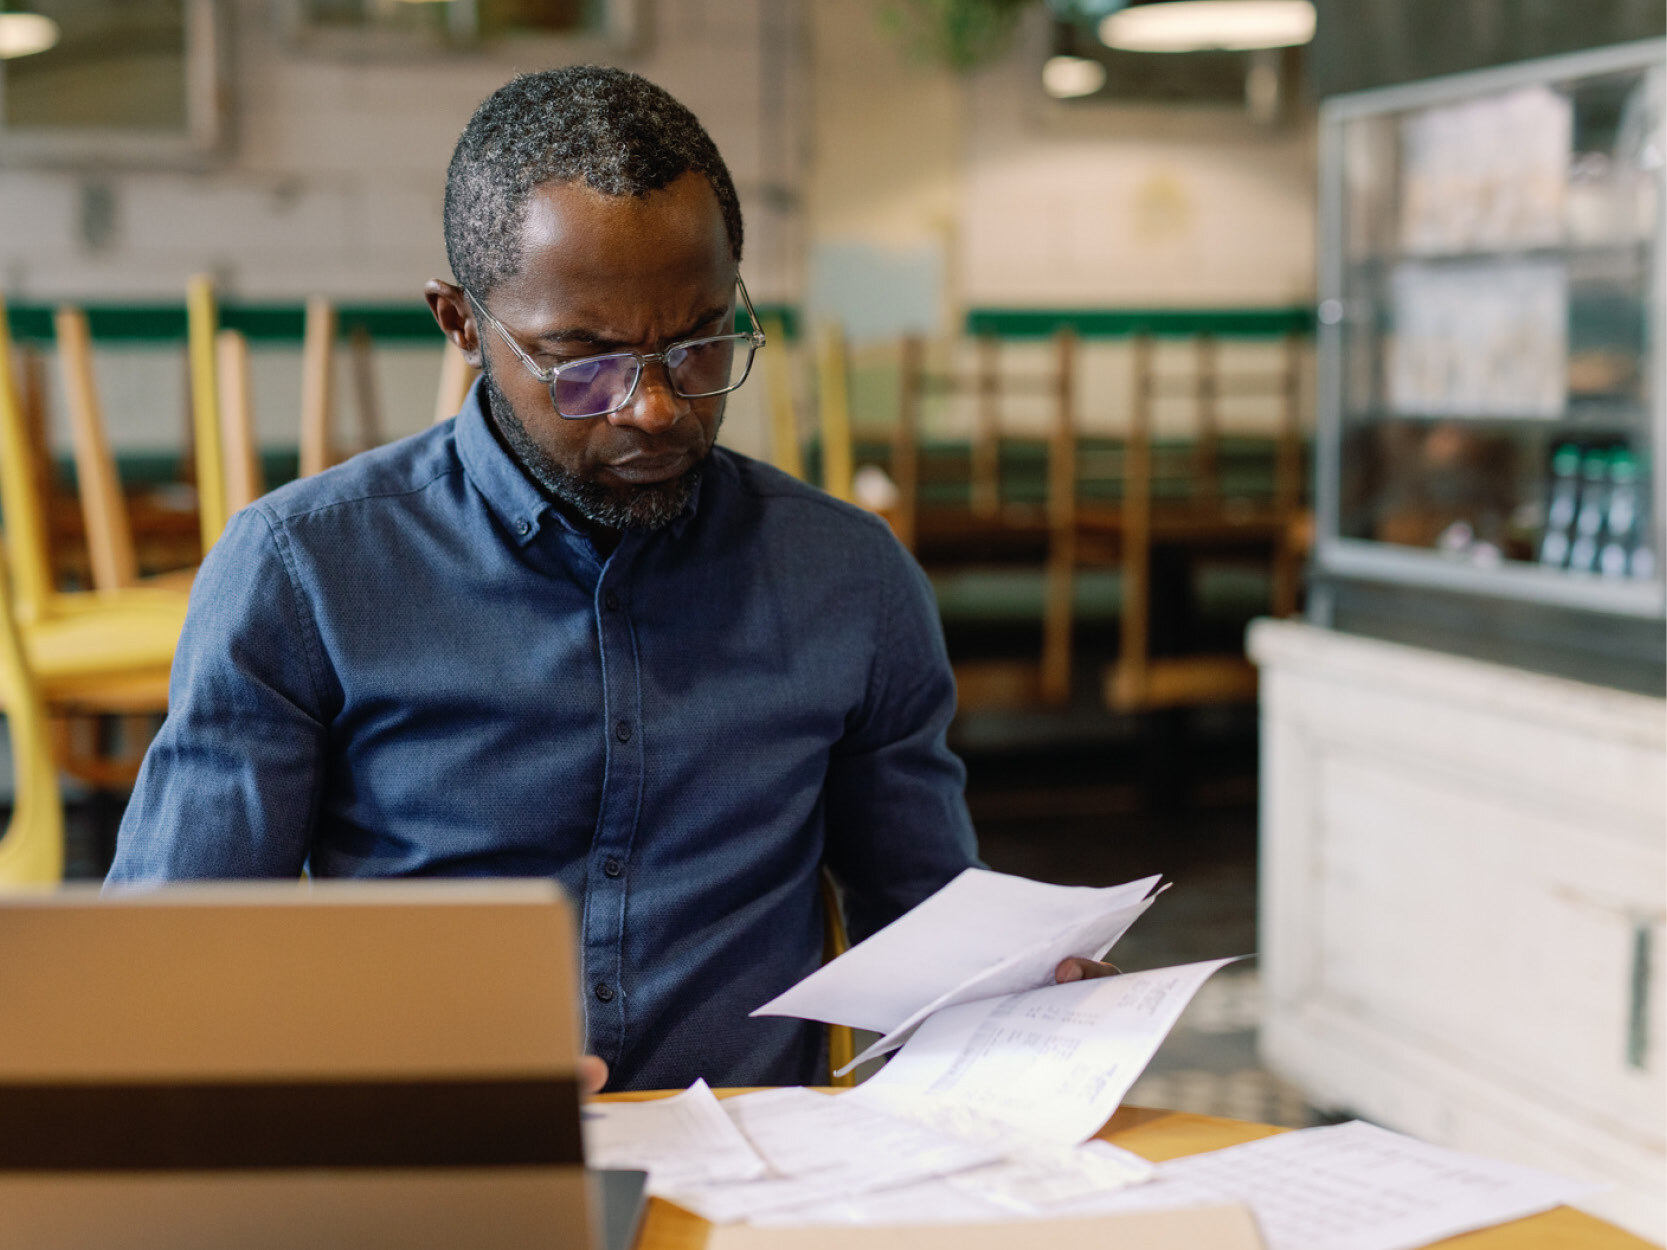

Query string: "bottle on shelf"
[1567, 447, 1611, 574]
[1598, 447, 1639, 579]
[1538, 443, 1581, 568]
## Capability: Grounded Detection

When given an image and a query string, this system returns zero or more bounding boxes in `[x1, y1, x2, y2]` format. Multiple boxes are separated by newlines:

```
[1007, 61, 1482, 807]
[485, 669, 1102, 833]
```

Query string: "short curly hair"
[443, 65, 743, 298]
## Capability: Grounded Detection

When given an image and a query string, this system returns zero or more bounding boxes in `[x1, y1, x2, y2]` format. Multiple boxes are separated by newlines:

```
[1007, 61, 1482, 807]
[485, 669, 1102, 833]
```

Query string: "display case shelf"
[1315, 39, 1666, 653]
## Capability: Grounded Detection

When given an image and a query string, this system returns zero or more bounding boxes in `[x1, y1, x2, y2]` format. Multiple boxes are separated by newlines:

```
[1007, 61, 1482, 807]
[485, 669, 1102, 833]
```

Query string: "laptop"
[0, 880, 644, 1250]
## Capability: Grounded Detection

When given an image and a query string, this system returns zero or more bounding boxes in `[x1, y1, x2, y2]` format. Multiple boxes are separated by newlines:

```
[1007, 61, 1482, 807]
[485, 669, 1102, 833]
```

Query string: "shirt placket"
[582, 540, 644, 1067]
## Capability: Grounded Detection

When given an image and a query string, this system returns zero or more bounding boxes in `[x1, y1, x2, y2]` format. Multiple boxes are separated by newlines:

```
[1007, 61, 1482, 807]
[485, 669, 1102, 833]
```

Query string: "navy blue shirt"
[107, 384, 979, 1090]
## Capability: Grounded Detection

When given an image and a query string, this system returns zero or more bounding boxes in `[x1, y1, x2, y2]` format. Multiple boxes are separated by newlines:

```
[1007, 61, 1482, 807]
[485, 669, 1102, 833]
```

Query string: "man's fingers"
[579, 1054, 609, 1095]
[1055, 956, 1122, 983]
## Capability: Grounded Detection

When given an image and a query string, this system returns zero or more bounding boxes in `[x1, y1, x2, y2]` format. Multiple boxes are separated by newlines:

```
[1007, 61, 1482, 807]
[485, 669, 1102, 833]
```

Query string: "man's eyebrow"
[533, 304, 733, 351]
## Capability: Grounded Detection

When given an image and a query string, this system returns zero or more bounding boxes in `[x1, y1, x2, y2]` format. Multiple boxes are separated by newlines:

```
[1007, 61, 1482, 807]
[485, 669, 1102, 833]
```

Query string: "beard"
[480, 367, 707, 533]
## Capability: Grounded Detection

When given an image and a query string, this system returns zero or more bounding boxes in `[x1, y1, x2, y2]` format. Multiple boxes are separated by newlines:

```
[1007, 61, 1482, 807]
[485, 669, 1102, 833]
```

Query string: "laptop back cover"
[0, 880, 592, 1250]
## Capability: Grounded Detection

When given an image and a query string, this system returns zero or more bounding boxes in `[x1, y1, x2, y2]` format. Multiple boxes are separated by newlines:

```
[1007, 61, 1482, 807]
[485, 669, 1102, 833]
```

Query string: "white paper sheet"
[581, 1079, 765, 1194]
[752, 869, 1162, 1037]
[840, 898, 1156, 1073]
[722, 1116, 1153, 1226]
[849, 958, 1240, 1146]
[661, 1087, 1003, 1223]
[1064, 1121, 1605, 1250]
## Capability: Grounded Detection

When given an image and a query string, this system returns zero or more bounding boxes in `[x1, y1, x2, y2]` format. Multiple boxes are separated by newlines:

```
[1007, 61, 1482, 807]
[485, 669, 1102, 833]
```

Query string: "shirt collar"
[453, 376, 710, 548]
[453, 377, 555, 547]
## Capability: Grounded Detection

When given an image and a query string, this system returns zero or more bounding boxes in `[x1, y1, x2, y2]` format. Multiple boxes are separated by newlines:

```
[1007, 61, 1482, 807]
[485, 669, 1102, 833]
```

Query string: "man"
[108, 66, 981, 1090]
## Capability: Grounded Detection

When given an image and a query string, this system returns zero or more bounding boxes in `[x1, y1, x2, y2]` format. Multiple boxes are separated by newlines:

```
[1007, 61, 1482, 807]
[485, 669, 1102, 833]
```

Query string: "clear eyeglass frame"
[464, 275, 768, 420]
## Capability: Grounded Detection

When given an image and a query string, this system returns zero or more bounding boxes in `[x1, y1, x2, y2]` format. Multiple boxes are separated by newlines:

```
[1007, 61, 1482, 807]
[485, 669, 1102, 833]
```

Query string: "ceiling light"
[1043, 55, 1108, 99]
[0, 12, 59, 59]
[1100, 0, 1315, 52]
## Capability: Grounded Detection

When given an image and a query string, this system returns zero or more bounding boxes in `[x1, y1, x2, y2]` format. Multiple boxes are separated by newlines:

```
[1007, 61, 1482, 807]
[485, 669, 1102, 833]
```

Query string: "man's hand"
[1055, 957, 1122, 983]
[580, 1054, 609, 1095]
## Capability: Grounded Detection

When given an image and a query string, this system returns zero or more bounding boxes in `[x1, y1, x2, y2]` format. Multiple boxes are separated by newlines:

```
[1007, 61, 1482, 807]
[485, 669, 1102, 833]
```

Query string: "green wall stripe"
[965, 306, 1315, 339]
[7, 302, 1312, 344]
[4, 302, 801, 344]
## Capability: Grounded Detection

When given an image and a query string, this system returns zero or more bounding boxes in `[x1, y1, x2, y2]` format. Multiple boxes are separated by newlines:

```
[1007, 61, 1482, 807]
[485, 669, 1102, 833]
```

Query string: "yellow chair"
[185, 273, 230, 553]
[0, 547, 64, 887]
[0, 295, 180, 791]
[760, 315, 803, 480]
[55, 305, 197, 596]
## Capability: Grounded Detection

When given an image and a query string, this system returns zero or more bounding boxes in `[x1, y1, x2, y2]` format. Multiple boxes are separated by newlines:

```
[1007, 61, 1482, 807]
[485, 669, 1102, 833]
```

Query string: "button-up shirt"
[107, 385, 979, 1089]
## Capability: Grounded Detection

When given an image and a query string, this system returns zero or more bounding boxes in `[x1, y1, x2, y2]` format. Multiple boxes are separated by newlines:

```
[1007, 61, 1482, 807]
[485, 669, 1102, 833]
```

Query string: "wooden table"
[595, 1095, 1655, 1250]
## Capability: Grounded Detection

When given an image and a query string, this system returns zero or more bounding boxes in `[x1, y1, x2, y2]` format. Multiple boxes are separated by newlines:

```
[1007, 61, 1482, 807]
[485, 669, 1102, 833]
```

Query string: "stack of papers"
[585, 871, 1601, 1244]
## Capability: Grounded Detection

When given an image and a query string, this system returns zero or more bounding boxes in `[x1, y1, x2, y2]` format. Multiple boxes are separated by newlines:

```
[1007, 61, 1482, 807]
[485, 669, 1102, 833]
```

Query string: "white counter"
[1249, 618, 1665, 1241]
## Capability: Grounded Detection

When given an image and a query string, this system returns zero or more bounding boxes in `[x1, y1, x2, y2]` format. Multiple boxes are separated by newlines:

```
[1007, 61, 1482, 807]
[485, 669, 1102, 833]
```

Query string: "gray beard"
[481, 369, 703, 533]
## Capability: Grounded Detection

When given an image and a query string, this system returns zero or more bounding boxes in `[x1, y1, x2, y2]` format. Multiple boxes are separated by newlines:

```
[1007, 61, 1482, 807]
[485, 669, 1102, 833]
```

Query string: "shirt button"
[516, 520, 530, 535]
[603, 857, 623, 879]
[614, 719, 632, 743]
[604, 591, 620, 611]
[593, 982, 616, 1003]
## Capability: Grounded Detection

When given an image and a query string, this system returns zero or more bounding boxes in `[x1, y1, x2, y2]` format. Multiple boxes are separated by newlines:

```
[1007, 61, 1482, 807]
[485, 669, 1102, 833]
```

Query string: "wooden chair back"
[819, 867, 856, 1088]
[55, 306, 140, 593]
[814, 323, 855, 503]
[0, 294, 60, 626]
[433, 337, 478, 425]
[186, 274, 229, 551]
[0, 546, 64, 885]
[215, 328, 264, 515]
[761, 315, 803, 480]
[298, 296, 337, 478]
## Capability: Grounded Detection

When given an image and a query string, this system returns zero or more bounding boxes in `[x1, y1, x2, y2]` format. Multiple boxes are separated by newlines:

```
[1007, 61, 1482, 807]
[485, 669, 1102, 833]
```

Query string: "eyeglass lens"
[553, 337, 755, 418]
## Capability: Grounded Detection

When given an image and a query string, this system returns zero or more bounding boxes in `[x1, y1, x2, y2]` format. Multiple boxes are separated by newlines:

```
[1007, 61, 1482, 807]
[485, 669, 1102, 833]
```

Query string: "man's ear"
[424, 279, 483, 369]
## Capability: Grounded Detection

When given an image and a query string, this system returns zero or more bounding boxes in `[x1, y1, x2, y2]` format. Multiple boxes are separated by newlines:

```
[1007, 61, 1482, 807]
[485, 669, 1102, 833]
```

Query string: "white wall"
[0, 0, 807, 459]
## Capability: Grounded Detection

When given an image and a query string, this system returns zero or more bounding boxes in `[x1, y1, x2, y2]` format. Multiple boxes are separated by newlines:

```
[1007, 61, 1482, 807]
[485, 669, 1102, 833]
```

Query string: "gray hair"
[443, 65, 743, 297]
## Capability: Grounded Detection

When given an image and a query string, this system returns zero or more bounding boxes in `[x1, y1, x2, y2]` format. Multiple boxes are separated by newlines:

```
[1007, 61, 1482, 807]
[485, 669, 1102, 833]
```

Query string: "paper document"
[753, 869, 1161, 1071]
[662, 1087, 1001, 1223]
[706, 1204, 1266, 1250]
[1064, 1120, 1605, 1250]
[850, 957, 1239, 1146]
[581, 1079, 765, 1194]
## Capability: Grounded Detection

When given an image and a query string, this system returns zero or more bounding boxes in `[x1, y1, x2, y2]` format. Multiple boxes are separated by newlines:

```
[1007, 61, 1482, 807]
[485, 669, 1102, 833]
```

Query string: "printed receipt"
[581, 1079, 765, 1194]
[849, 957, 1242, 1146]
[1063, 1120, 1605, 1250]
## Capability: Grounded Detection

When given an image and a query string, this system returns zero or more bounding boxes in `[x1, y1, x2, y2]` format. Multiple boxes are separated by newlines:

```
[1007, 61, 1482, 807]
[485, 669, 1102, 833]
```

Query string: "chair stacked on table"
[0, 278, 445, 884]
[774, 323, 1311, 718]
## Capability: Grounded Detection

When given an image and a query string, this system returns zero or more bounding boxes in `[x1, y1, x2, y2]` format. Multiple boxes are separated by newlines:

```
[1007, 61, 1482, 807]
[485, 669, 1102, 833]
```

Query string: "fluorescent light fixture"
[1100, 0, 1315, 52]
[0, 11, 59, 59]
[1043, 54, 1108, 98]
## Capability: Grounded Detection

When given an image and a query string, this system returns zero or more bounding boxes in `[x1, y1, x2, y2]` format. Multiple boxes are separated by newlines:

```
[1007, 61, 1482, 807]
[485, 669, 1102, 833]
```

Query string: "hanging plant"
[879, 0, 1039, 72]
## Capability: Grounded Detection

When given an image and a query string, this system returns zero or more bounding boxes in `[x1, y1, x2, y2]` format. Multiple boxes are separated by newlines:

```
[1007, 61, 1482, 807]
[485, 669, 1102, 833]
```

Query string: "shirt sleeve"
[820, 535, 980, 942]
[105, 507, 331, 882]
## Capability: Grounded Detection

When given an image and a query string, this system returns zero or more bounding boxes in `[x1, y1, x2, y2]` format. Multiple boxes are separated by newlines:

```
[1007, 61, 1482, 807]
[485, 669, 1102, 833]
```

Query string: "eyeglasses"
[465, 276, 767, 420]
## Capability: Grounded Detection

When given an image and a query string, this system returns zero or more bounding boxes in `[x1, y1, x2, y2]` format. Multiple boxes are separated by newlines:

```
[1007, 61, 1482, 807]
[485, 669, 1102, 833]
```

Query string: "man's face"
[461, 171, 736, 531]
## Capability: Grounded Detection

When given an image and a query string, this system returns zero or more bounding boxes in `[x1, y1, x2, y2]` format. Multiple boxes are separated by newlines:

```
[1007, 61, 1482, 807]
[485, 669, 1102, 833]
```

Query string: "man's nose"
[608, 358, 688, 436]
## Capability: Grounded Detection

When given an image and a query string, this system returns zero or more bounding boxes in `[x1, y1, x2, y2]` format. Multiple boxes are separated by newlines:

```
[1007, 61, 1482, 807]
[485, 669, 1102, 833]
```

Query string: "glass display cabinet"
[1313, 40, 1665, 684]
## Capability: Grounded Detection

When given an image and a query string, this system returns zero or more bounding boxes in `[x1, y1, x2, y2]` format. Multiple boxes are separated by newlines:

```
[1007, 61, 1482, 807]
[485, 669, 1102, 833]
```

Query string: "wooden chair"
[0, 295, 182, 790]
[1084, 333, 1308, 712]
[299, 297, 337, 477]
[0, 547, 65, 886]
[819, 867, 856, 1088]
[433, 336, 477, 425]
[888, 331, 1079, 710]
[814, 323, 856, 504]
[215, 328, 264, 513]
[185, 274, 230, 554]
[760, 315, 804, 480]
[54, 306, 197, 596]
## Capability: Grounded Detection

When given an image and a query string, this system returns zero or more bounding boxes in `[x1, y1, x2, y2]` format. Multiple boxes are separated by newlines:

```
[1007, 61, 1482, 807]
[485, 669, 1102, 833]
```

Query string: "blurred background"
[0, 0, 1661, 1238]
